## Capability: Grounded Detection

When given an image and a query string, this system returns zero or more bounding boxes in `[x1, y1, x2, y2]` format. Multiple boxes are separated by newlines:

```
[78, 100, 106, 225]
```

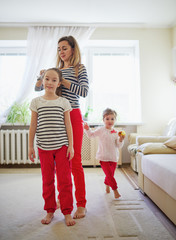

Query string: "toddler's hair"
[44, 68, 63, 96]
[103, 108, 117, 119]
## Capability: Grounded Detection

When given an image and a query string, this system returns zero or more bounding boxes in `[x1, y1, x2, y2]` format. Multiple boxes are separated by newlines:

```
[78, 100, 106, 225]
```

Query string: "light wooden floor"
[121, 164, 176, 239]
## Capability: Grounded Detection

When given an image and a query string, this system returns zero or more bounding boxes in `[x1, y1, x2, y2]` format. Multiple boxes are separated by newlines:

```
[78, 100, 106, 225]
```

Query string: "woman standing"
[35, 36, 88, 219]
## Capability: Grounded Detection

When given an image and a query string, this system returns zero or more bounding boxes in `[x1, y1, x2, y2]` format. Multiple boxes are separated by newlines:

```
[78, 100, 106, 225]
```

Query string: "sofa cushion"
[164, 136, 176, 150]
[137, 142, 176, 154]
[141, 154, 176, 200]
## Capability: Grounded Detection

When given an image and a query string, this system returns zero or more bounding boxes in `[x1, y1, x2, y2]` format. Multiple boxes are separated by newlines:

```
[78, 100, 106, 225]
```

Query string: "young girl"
[35, 36, 88, 219]
[84, 108, 125, 199]
[28, 68, 76, 226]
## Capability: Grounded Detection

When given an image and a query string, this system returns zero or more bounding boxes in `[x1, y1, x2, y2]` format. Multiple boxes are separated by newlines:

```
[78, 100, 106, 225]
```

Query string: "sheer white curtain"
[17, 26, 95, 103]
[0, 26, 95, 125]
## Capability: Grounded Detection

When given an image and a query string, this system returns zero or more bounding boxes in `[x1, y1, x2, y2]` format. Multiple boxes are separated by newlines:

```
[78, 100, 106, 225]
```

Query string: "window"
[0, 40, 27, 115]
[81, 40, 141, 123]
[0, 40, 141, 125]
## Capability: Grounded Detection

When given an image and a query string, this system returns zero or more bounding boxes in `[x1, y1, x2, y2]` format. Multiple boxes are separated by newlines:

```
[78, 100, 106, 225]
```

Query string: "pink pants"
[100, 161, 118, 190]
[70, 108, 86, 208]
[38, 146, 73, 215]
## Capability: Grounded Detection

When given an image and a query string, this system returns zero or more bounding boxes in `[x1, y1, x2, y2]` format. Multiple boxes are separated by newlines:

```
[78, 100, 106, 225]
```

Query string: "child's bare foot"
[65, 214, 76, 226]
[114, 189, 121, 199]
[56, 199, 60, 209]
[41, 212, 54, 224]
[73, 207, 86, 219]
[106, 185, 110, 193]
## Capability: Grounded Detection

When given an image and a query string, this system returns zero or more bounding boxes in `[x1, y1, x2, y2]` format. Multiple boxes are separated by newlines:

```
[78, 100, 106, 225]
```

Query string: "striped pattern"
[30, 97, 71, 151]
[61, 64, 89, 108]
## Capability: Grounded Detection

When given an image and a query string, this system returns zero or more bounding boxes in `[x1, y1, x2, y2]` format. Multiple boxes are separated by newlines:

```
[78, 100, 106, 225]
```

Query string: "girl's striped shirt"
[30, 96, 71, 150]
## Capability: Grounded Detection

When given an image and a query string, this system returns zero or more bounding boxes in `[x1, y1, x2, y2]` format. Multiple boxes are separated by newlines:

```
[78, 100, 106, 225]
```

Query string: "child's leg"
[38, 148, 56, 224]
[108, 162, 121, 198]
[55, 146, 76, 226]
[100, 161, 121, 198]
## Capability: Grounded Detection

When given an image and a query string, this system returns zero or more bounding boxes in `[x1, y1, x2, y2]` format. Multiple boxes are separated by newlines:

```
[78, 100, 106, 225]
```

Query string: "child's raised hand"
[118, 130, 126, 142]
[28, 147, 36, 162]
[84, 122, 89, 130]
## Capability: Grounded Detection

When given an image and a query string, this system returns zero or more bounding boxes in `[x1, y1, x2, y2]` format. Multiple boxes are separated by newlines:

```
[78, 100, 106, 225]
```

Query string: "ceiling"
[0, 0, 176, 28]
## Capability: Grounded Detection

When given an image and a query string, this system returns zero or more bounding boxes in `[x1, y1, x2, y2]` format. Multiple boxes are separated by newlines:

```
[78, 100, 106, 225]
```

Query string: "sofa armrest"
[137, 136, 170, 146]
[128, 133, 138, 144]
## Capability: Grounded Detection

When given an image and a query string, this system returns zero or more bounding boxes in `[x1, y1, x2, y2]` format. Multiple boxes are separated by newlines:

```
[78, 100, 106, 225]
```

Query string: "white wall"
[1, 26, 176, 135]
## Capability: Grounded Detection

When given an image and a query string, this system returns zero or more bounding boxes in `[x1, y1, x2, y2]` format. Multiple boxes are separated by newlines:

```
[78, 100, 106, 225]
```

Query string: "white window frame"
[81, 40, 141, 124]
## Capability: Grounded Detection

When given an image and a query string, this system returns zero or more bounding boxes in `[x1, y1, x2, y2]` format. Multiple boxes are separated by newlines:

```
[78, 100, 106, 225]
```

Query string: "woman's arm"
[28, 111, 38, 162]
[35, 70, 46, 91]
[62, 65, 89, 97]
[64, 110, 74, 160]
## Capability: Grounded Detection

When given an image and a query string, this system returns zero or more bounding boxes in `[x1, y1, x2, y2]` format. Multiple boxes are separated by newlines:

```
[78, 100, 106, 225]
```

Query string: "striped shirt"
[30, 96, 71, 150]
[35, 64, 89, 109]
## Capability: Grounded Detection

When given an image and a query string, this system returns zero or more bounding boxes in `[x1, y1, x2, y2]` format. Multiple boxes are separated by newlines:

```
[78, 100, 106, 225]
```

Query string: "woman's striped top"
[35, 64, 89, 109]
[61, 64, 89, 108]
[30, 96, 71, 150]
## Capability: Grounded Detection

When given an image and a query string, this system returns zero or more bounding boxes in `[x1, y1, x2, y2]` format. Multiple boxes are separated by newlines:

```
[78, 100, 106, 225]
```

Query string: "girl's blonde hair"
[56, 36, 81, 78]
[44, 68, 63, 96]
[102, 108, 117, 119]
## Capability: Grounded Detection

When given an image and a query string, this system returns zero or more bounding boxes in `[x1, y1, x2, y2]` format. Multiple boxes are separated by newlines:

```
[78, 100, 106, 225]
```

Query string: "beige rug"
[0, 167, 174, 240]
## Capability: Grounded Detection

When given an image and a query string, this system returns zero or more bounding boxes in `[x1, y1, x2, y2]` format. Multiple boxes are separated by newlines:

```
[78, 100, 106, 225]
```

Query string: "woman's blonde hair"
[44, 68, 63, 96]
[56, 36, 81, 77]
[102, 108, 117, 119]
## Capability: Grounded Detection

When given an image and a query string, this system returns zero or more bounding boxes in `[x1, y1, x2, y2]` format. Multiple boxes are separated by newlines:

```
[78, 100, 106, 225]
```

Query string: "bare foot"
[106, 185, 110, 193]
[65, 214, 76, 226]
[56, 199, 60, 209]
[41, 212, 54, 224]
[73, 207, 86, 219]
[114, 189, 121, 199]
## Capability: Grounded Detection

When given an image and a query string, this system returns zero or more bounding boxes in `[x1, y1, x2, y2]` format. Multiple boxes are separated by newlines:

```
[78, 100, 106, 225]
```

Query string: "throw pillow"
[137, 142, 176, 154]
[164, 136, 176, 150]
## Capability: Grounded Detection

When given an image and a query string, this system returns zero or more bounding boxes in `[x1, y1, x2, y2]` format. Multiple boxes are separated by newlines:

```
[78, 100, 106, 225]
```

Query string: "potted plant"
[6, 101, 31, 125]
[83, 106, 93, 121]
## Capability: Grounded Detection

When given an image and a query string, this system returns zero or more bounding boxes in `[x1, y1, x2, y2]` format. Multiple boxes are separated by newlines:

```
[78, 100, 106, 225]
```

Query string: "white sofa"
[137, 136, 176, 225]
[128, 118, 176, 172]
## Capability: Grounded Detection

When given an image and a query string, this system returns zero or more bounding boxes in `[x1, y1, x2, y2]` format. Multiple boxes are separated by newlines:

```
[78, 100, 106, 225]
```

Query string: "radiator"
[0, 129, 121, 166]
[0, 130, 39, 165]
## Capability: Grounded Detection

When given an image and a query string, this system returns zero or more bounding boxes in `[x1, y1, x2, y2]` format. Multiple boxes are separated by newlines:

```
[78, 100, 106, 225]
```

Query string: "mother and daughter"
[28, 36, 125, 226]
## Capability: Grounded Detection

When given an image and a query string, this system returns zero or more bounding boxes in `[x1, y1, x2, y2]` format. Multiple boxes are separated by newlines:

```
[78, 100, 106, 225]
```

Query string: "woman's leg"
[70, 109, 87, 218]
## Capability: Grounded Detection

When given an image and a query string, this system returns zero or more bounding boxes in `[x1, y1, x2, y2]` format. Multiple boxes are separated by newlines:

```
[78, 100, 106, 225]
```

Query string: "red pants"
[100, 161, 118, 190]
[70, 108, 86, 208]
[38, 146, 73, 215]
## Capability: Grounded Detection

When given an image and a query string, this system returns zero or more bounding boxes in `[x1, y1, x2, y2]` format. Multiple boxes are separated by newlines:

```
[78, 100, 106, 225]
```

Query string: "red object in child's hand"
[111, 129, 117, 134]
[118, 130, 126, 136]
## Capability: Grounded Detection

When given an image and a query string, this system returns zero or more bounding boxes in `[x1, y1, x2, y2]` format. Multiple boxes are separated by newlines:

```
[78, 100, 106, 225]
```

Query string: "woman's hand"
[36, 69, 46, 87]
[39, 69, 46, 77]
[61, 77, 71, 89]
